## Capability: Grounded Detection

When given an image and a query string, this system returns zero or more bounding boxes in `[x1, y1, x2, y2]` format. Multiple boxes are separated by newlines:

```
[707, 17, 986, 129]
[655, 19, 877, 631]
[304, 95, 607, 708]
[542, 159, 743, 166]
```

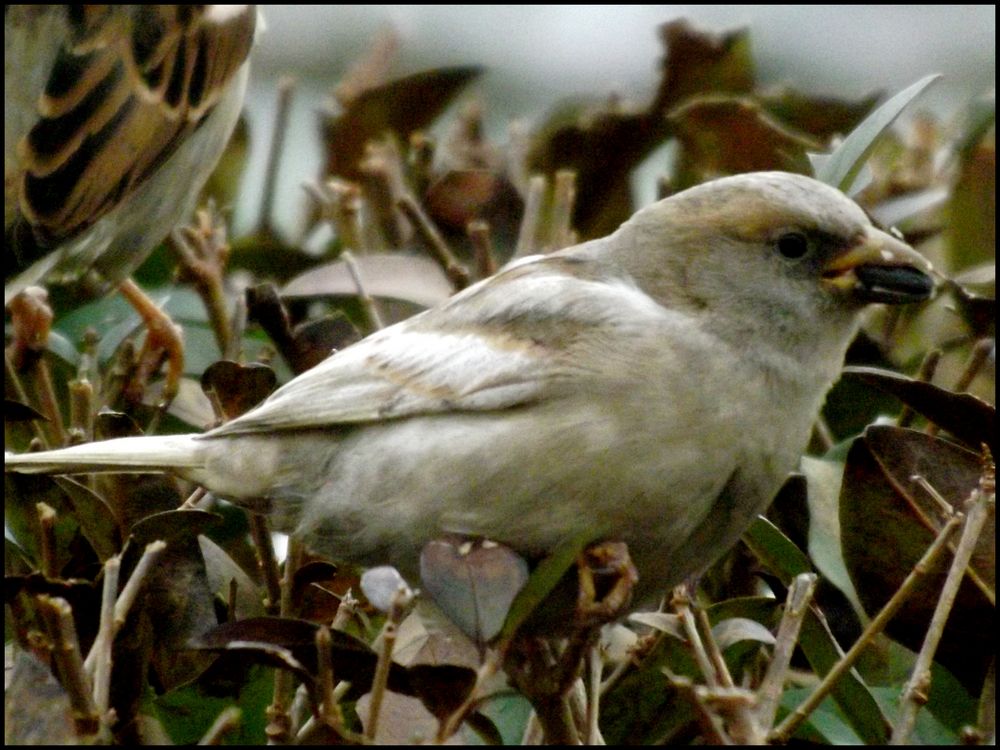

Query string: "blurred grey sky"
[238, 5, 996, 235]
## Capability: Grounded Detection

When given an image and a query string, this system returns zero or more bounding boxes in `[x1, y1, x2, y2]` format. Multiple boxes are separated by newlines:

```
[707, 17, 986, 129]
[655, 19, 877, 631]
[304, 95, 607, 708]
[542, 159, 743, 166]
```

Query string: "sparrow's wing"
[11, 6, 255, 251]
[212, 252, 671, 436]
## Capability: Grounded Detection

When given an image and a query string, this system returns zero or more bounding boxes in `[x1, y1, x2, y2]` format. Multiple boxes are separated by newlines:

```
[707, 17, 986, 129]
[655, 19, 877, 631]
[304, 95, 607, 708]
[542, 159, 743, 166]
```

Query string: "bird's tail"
[5, 434, 203, 475]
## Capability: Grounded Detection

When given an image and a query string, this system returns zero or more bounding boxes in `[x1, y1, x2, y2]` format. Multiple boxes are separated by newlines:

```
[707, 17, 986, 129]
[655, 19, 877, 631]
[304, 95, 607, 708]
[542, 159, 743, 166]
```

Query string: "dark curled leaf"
[192, 616, 414, 699]
[95, 409, 143, 439]
[844, 366, 995, 451]
[130, 509, 223, 545]
[4, 399, 49, 422]
[840, 426, 994, 692]
[52, 476, 119, 561]
[406, 663, 477, 720]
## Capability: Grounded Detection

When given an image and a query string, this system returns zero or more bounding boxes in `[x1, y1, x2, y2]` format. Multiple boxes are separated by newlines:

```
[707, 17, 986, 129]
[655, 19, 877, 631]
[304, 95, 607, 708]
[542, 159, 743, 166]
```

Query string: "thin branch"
[341, 250, 385, 331]
[550, 169, 578, 251]
[258, 76, 295, 236]
[898, 349, 940, 427]
[91, 556, 119, 718]
[365, 585, 412, 739]
[513, 175, 546, 259]
[467, 219, 497, 279]
[397, 193, 470, 290]
[756, 573, 818, 730]
[37, 595, 99, 736]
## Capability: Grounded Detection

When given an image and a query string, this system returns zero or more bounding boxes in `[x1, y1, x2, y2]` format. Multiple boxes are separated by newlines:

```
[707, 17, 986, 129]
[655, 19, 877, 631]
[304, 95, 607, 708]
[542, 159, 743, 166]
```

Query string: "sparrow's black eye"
[776, 232, 810, 259]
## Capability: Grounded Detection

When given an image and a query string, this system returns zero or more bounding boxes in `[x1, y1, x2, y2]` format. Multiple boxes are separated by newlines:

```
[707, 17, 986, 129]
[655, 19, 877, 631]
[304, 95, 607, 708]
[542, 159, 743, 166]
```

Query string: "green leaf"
[745, 516, 891, 743]
[798, 608, 892, 744]
[814, 74, 940, 192]
[153, 664, 273, 745]
[494, 529, 594, 645]
[742, 515, 813, 583]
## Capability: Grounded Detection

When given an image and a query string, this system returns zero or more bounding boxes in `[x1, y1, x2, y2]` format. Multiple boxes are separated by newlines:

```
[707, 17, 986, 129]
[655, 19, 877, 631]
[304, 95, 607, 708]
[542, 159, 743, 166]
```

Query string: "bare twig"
[692, 602, 761, 744]
[315, 625, 345, 732]
[467, 219, 497, 278]
[37, 595, 99, 736]
[898, 349, 941, 427]
[170, 207, 233, 357]
[586, 644, 604, 745]
[952, 338, 994, 393]
[359, 140, 411, 248]
[83, 541, 166, 680]
[398, 193, 470, 290]
[8, 288, 65, 445]
[365, 585, 413, 739]
[341, 250, 385, 331]
[550, 169, 578, 251]
[36, 502, 58, 578]
[198, 706, 242, 745]
[927, 339, 993, 437]
[258, 76, 296, 236]
[113, 541, 166, 630]
[249, 515, 282, 616]
[68, 376, 94, 441]
[91, 556, 119, 720]
[756, 573, 818, 730]
[266, 535, 303, 744]
[513, 175, 546, 259]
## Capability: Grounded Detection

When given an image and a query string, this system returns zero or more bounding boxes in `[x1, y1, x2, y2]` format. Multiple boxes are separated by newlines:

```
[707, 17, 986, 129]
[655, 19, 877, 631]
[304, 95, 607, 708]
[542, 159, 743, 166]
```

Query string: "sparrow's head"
[612, 171, 934, 336]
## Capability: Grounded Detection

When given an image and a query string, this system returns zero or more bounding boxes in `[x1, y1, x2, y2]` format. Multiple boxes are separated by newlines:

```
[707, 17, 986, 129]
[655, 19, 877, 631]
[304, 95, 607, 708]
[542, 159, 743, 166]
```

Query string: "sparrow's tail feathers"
[5, 435, 203, 475]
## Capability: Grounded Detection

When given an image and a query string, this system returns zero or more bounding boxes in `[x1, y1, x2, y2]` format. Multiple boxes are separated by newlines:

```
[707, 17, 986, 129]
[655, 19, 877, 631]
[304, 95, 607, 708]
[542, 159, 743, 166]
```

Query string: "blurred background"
[239, 5, 996, 236]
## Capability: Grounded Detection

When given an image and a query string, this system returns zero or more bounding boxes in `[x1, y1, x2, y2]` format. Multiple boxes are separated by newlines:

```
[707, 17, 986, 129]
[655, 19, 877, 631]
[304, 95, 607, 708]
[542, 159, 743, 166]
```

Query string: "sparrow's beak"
[822, 226, 935, 304]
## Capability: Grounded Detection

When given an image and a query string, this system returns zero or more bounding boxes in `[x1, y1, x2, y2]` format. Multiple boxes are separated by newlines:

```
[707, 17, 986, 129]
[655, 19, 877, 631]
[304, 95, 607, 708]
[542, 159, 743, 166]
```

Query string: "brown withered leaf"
[669, 95, 818, 187]
[424, 169, 525, 259]
[840, 426, 994, 692]
[245, 284, 360, 375]
[201, 361, 277, 421]
[529, 103, 658, 240]
[321, 66, 484, 181]
[758, 86, 880, 142]
[407, 663, 477, 721]
[528, 20, 755, 239]
[424, 170, 504, 228]
[652, 19, 755, 112]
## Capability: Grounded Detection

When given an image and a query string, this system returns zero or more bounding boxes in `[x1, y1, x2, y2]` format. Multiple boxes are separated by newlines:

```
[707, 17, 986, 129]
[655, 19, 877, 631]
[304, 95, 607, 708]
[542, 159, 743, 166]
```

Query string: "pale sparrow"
[6, 172, 934, 603]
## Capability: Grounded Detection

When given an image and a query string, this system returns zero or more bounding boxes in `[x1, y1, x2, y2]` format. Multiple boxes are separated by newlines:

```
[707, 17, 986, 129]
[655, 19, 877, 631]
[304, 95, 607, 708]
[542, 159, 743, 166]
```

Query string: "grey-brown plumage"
[5, 172, 934, 598]
[5, 5, 256, 304]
